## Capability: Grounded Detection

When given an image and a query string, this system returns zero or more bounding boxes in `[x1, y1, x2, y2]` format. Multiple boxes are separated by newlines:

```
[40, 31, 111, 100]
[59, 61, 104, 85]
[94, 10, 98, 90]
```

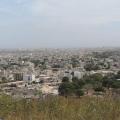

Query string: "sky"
[0, 0, 120, 48]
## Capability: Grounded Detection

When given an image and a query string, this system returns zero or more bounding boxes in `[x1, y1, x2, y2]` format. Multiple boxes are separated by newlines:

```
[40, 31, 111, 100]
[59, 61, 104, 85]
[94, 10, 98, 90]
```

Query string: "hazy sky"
[0, 0, 120, 48]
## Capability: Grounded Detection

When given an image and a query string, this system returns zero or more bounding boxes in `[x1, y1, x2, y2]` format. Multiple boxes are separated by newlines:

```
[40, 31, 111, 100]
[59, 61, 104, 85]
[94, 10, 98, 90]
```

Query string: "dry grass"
[0, 95, 120, 120]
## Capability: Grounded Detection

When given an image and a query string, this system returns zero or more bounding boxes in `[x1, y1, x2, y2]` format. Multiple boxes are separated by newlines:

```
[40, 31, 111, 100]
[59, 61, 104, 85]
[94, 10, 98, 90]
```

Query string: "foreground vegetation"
[0, 94, 120, 120]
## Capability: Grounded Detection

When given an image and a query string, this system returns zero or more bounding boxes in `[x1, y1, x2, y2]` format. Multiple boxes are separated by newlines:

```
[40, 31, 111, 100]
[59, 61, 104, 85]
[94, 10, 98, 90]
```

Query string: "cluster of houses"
[0, 48, 120, 98]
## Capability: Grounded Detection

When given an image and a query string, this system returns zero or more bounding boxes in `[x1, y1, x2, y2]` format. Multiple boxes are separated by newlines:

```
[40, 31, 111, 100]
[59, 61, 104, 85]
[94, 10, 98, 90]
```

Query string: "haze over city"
[0, 0, 120, 48]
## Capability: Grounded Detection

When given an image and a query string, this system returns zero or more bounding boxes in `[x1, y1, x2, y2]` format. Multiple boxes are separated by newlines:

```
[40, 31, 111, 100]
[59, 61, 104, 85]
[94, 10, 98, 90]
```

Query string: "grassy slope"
[0, 95, 120, 120]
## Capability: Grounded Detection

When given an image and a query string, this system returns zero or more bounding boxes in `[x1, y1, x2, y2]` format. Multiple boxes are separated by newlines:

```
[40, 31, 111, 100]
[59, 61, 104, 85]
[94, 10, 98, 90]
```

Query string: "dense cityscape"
[0, 48, 120, 99]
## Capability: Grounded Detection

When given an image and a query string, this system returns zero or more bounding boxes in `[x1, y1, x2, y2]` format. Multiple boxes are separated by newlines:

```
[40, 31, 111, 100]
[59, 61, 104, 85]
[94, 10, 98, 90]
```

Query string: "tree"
[84, 63, 93, 71]
[84, 63, 100, 71]
[59, 82, 75, 97]
[71, 57, 79, 68]
[32, 81, 36, 84]
[83, 73, 103, 86]
[102, 75, 120, 89]
[75, 89, 84, 97]
[91, 73, 103, 82]
[115, 71, 120, 79]
[111, 81, 120, 89]
[62, 77, 69, 83]
[94, 86, 104, 92]
[31, 60, 40, 67]
[72, 77, 79, 83]
[59, 78, 85, 97]
[1, 77, 7, 83]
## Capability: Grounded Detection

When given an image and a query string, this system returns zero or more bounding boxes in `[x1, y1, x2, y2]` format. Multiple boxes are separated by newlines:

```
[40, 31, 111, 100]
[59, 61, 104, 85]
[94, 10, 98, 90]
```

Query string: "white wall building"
[74, 71, 84, 79]
[23, 74, 35, 82]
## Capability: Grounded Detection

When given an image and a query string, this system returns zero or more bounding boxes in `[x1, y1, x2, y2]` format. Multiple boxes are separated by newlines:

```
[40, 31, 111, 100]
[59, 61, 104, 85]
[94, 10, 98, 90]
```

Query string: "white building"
[23, 74, 35, 83]
[74, 71, 84, 79]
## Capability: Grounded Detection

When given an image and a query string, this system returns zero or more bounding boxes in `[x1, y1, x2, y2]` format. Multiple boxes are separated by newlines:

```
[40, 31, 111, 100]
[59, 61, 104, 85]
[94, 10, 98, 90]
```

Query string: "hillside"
[0, 95, 120, 120]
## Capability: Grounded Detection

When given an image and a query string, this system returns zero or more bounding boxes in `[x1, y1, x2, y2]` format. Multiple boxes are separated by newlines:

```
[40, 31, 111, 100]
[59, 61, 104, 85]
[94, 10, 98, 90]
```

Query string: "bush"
[0, 95, 120, 120]
[94, 87, 104, 92]
[59, 82, 75, 96]
[62, 77, 69, 83]
[75, 89, 84, 97]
